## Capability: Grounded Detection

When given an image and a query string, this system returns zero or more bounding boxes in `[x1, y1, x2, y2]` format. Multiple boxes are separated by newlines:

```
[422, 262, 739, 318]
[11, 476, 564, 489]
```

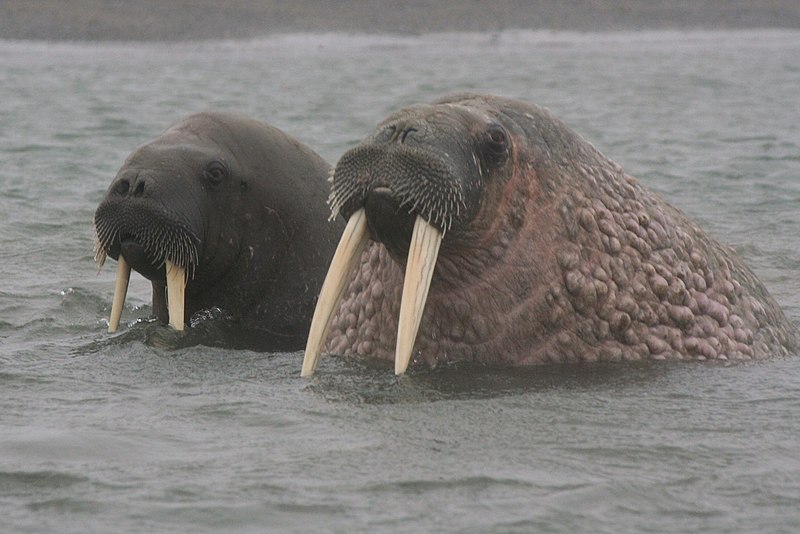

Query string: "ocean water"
[1, 30, 800, 533]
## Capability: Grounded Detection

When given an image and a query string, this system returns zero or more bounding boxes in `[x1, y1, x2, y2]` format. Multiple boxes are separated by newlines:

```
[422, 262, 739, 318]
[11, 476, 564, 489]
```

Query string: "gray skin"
[324, 93, 799, 365]
[94, 112, 343, 350]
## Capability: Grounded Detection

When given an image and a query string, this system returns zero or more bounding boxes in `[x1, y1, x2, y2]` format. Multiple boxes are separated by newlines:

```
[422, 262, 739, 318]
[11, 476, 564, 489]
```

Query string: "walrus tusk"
[395, 216, 442, 375]
[108, 256, 131, 333]
[301, 208, 369, 377]
[166, 260, 187, 331]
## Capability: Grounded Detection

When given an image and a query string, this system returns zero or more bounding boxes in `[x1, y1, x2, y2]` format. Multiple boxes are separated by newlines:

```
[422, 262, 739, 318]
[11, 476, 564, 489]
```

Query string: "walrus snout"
[329, 142, 469, 234]
[93, 201, 199, 274]
[112, 174, 147, 198]
[94, 197, 199, 333]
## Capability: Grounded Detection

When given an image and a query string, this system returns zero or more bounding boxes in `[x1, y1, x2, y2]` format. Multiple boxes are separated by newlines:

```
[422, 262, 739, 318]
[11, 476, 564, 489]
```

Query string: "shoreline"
[3, 28, 797, 48]
[3, 1, 799, 42]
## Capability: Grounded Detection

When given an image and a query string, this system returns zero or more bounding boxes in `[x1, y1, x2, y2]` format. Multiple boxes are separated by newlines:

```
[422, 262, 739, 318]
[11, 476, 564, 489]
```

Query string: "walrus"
[94, 111, 342, 351]
[301, 93, 799, 375]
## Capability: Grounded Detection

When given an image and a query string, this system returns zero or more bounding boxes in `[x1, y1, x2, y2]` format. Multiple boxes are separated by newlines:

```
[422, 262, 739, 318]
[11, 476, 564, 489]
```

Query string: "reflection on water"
[307, 357, 674, 403]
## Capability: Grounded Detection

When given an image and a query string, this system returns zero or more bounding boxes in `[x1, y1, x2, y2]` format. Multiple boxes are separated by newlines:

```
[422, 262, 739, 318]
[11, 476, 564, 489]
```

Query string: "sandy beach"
[3, 0, 800, 41]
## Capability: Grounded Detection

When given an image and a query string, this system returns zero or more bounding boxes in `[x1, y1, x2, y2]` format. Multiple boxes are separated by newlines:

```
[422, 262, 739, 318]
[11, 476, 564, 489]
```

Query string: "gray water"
[1, 30, 800, 533]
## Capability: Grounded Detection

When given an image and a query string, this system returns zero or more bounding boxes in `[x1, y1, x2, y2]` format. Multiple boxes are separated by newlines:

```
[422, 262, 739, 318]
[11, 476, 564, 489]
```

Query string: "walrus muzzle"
[301, 140, 476, 376]
[94, 206, 197, 333]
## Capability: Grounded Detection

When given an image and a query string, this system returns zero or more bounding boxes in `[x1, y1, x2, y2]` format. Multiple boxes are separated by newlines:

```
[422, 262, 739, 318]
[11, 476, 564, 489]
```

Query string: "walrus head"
[95, 112, 341, 348]
[328, 101, 505, 254]
[303, 94, 539, 375]
[93, 136, 225, 331]
[93, 113, 276, 333]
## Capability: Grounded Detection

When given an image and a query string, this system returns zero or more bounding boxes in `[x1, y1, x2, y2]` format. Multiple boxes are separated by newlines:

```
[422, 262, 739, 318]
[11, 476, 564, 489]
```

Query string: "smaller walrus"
[94, 112, 342, 351]
[302, 93, 799, 375]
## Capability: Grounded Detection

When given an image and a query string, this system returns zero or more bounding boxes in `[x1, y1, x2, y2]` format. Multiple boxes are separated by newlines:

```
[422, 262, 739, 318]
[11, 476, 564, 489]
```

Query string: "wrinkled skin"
[324, 94, 799, 366]
[94, 112, 342, 350]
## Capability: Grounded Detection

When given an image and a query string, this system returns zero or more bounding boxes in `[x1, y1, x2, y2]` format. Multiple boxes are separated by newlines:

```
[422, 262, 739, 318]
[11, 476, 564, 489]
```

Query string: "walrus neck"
[433, 169, 536, 288]
[416, 179, 559, 365]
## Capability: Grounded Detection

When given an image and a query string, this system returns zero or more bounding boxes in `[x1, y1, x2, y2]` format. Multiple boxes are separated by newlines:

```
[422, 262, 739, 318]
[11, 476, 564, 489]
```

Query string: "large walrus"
[94, 112, 342, 351]
[302, 93, 799, 375]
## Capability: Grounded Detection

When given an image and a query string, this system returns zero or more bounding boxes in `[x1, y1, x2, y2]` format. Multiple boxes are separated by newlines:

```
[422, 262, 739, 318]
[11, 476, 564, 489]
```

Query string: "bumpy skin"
[325, 94, 799, 365]
[94, 112, 342, 350]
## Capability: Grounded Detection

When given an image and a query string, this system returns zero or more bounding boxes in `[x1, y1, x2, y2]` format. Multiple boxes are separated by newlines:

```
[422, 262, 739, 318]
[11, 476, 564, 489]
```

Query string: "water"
[2, 30, 800, 532]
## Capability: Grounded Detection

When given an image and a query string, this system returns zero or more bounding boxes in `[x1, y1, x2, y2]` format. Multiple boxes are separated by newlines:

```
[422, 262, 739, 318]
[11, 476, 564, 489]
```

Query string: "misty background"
[3, 0, 800, 41]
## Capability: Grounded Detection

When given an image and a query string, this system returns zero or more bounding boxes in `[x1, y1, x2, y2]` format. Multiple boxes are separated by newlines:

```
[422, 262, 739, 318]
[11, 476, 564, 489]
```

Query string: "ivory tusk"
[395, 216, 442, 375]
[166, 260, 186, 331]
[301, 208, 369, 376]
[108, 256, 131, 333]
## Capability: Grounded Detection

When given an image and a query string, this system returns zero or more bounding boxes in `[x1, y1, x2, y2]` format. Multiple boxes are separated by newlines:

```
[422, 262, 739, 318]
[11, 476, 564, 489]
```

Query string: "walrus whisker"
[95, 250, 107, 268]
[302, 208, 369, 377]
[327, 178, 365, 221]
[93, 212, 198, 333]
[92, 217, 117, 266]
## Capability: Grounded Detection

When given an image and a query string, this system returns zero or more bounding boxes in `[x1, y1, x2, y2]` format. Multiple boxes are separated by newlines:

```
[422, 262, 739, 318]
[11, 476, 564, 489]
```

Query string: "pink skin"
[324, 94, 799, 367]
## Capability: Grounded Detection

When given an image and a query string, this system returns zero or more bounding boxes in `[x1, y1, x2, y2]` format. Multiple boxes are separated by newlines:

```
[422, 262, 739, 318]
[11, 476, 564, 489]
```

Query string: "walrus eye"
[485, 124, 508, 157]
[204, 161, 227, 185]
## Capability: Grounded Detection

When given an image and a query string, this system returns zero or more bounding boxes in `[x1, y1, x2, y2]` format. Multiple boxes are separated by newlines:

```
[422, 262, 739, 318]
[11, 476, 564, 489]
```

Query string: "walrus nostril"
[380, 124, 419, 144]
[115, 179, 129, 195]
[399, 127, 418, 144]
[133, 180, 145, 197]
